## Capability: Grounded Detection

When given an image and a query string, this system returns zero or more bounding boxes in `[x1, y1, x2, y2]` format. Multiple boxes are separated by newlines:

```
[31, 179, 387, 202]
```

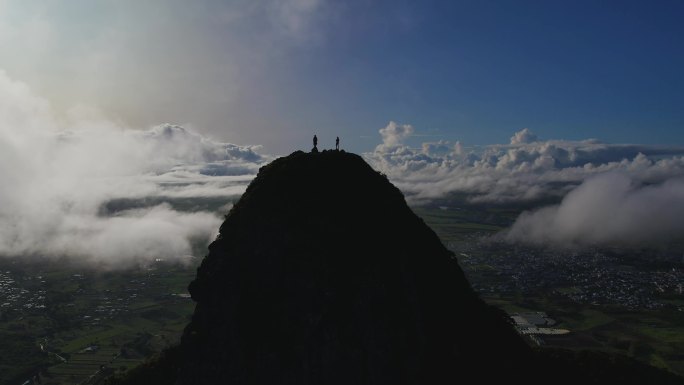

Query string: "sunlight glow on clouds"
[0, 0, 338, 153]
[2, 65, 683, 265]
[0, 1, 682, 261]
[0, 71, 267, 268]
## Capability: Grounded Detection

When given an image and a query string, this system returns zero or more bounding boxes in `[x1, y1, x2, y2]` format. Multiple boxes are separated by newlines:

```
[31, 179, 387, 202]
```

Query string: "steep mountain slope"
[109, 150, 684, 385]
[179, 150, 530, 384]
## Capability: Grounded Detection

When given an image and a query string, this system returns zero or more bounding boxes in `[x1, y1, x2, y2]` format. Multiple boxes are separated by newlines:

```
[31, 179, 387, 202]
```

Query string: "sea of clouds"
[364, 122, 684, 248]
[2, 69, 684, 267]
[0, 71, 268, 268]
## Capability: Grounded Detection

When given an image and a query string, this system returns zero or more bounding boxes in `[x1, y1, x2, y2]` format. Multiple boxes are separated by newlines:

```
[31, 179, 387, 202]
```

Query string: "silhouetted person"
[312, 134, 319, 153]
[336, 136, 340, 150]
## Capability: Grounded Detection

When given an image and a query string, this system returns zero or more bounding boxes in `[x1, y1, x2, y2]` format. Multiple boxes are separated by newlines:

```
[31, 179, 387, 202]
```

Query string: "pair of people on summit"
[313, 135, 339, 150]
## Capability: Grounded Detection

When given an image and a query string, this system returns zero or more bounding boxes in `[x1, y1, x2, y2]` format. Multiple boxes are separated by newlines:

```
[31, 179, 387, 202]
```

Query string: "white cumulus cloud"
[365, 123, 684, 247]
[510, 127, 538, 145]
[0, 71, 267, 268]
[377, 121, 414, 150]
[365, 125, 684, 204]
[504, 173, 684, 247]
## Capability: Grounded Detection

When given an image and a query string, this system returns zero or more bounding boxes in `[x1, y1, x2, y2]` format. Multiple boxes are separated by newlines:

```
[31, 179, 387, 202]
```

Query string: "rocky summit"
[110, 150, 683, 385]
[178, 150, 530, 384]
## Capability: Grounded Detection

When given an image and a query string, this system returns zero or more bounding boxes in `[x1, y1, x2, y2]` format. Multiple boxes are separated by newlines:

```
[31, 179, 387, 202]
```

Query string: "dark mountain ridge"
[109, 150, 684, 385]
[180, 150, 530, 384]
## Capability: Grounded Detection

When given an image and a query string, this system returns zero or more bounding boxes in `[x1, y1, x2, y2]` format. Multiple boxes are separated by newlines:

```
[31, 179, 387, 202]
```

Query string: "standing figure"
[313, 135, 318, 148]
[335, 136, 340, 150]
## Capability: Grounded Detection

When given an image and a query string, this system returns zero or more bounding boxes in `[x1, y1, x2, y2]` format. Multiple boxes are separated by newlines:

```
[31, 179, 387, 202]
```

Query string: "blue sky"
[0, 0, 682, 153]
[289, 0, 684, 149]
[2, 0, 684, 263]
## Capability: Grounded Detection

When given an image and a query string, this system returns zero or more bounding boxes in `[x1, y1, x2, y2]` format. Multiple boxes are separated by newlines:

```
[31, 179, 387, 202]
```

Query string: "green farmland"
[0, 258, 198, 385]
[414, 202, 684, 379]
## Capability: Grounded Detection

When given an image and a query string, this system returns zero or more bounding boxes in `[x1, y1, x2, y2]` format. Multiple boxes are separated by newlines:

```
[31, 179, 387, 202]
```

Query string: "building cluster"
[0, 271, 46, 317]
[0, 266, 192, 326]
[453, 237, 684, 311]
[509, 311, 570, 345]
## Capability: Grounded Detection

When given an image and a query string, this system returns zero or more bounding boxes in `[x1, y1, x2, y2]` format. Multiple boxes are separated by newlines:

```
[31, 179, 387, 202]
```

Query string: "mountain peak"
[179, 150, 527, 384]
[166, 150, 684, 385]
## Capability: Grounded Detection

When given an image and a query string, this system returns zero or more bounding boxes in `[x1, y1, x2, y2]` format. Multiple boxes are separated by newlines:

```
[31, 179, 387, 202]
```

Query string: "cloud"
[0, 0, 341, 154]
[504, 173, 684, 247]
[377, 121, 414, 150]
[365, 123, 684, 247]
[421, 140, 453, 156]
[0, 71, 267, 268]
[510, 127, 538, 145]
[365, 125, 684, 204]
[3, 69, 683, 265]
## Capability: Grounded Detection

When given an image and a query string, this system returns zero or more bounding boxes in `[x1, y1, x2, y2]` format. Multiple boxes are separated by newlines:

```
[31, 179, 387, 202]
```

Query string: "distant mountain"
[109, 150, 684, 385]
